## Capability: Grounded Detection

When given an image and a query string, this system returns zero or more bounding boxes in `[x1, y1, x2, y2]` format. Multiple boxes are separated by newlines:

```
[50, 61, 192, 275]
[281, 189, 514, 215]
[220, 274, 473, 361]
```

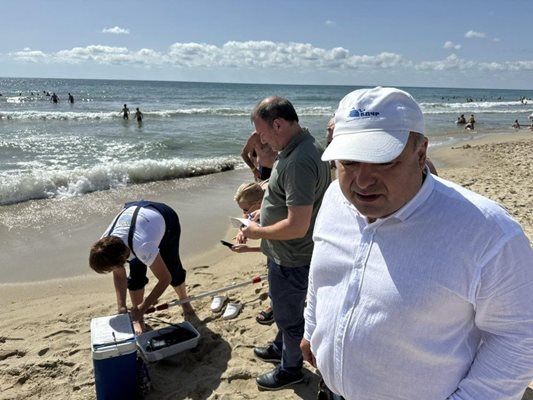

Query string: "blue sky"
[1, 0, 532, 89]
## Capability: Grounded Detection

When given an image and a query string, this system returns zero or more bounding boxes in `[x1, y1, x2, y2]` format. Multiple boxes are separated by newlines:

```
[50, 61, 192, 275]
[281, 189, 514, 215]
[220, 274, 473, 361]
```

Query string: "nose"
[352, 163, 377, 190]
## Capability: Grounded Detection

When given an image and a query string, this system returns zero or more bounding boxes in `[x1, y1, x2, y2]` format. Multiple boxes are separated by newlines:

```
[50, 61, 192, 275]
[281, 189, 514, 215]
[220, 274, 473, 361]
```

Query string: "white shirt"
[102, 206, 165, 267]
[305, 173, 533, 400]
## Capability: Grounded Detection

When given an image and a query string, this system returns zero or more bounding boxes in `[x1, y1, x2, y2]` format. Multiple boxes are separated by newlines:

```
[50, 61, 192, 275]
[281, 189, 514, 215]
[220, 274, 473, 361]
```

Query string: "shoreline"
[0, 168, 252, 284]
[1, 129, 531, 290]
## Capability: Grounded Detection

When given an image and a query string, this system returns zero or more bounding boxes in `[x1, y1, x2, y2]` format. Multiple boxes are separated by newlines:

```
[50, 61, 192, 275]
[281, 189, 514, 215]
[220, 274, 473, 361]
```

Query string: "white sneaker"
[210, 295, 227, 312]
[222, 302, 242, 320]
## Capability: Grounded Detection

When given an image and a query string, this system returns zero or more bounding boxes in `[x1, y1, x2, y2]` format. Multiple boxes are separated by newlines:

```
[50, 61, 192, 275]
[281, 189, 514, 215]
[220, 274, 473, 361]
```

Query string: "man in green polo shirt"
[241, 96, 331, 391]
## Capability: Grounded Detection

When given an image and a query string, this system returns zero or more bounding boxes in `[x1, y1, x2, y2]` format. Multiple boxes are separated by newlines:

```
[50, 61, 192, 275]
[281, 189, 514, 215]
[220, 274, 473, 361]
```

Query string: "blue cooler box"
[91, 314, 137, 400]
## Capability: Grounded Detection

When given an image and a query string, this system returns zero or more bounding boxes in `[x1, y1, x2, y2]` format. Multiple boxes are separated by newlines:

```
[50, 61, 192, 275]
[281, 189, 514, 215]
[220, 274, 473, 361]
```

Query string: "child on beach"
[228, 182, 274, 325]
[89, 200, 194, 334]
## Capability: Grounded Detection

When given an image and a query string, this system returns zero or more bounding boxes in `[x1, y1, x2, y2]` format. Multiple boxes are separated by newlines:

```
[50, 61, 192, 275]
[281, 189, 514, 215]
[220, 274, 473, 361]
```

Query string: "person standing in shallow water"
[121, 104, 130, 120]
[134, 107, 143, 124]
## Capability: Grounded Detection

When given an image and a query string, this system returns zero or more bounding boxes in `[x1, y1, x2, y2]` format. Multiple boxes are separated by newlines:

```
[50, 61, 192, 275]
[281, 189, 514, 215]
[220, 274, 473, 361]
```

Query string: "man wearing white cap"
[301, 87, 533, 399]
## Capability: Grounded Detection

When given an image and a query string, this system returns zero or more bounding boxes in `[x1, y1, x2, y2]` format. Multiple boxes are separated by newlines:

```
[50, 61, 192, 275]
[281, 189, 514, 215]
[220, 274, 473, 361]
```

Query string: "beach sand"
[1, 132, 533, 400]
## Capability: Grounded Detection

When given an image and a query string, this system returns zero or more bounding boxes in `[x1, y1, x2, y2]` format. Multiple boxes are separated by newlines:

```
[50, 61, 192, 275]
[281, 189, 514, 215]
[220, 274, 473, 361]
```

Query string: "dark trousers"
[125, 200, 186, 291]
[268, 258, 309, 374]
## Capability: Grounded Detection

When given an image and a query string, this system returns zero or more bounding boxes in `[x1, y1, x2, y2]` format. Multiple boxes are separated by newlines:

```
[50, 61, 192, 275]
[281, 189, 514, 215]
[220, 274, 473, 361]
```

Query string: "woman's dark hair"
[89, 236, 129, 274]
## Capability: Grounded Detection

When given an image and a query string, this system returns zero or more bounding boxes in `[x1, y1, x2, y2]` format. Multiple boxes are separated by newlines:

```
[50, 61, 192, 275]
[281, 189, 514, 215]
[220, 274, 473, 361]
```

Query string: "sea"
[1, 77, 532, 206]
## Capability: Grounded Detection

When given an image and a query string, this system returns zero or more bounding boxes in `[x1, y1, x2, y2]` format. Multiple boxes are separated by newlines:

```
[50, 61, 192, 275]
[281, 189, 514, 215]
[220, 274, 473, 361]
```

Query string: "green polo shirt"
[260, 128, 331, 267]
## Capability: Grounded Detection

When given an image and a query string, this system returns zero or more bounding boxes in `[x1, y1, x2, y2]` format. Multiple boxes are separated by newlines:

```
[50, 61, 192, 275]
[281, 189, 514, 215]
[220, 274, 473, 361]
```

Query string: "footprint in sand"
[0, 349, 26, 361]
[38, 348, 49, 356]
[258, 293, 269, 301]
[43, 329, 78, 339]
[224, 367, 253, 383]
[68, 348, 81, 356]
[192, 265, 210, 270]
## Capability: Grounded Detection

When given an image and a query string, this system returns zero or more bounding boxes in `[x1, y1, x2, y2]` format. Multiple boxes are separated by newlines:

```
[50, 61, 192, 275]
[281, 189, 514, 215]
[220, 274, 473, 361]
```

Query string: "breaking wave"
[0, 156, 241, 205]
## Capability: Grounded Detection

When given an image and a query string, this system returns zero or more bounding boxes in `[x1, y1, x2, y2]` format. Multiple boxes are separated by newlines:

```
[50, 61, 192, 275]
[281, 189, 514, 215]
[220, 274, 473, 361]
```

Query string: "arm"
[112, 266, 129, 314]
[230, 244, 261, 253]
[241, 204, 313, 241]
[134, 254, 172, 316]
[300, 338, 316, 367]
[241, 133, 261, 180]
[303, 255, 318, 366]
[448, 234, 533, 399]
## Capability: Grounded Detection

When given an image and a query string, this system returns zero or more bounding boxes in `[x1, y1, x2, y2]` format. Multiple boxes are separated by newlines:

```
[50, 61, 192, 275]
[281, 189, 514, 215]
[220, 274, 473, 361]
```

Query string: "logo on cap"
[348, 108, 380, 119]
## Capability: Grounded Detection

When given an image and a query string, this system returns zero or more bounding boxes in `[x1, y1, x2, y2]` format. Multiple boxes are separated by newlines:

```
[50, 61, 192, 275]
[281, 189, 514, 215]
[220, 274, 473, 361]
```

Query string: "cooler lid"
[92, 340, 137, 360]
[91, 314, 135, 348]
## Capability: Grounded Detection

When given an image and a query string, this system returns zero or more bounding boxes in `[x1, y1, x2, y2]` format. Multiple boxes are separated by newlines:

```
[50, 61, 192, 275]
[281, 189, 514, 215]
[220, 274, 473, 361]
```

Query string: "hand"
[300, 338, 316, 367]
[129, 305, 143, 322]
[253, 168, 261, 181]
[231, 244, 256, 253]
[248, 210, 260, 222]
[236, 231, 247, 244]
[240, 221, 261, 240]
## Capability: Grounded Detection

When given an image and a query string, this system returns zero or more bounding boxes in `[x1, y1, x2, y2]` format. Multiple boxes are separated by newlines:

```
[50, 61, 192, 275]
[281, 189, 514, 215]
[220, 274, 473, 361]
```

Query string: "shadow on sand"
[144, 314, 231, 400]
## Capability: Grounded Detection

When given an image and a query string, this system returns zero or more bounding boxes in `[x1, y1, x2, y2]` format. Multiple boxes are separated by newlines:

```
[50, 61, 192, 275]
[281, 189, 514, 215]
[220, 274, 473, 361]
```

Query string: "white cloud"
[492, 37, 501, 43]
[15, 41, 405, 71]
[415, 53, 533, 72]
[9, 48, 47, 63]
[443, 41, 461, 50]
[102, 26, 130, 35]
[464, 30, 486, 39]
[7, 40, 533, 75]
[325, 20, 336, 26]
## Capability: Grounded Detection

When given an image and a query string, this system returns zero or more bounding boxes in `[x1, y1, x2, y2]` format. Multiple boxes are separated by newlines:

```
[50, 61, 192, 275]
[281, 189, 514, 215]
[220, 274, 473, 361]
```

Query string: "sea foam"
[0, 156, 241, 205]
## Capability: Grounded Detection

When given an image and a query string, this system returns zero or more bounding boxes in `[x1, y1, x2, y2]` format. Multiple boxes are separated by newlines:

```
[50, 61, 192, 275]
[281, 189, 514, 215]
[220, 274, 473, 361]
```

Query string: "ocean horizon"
[1, 76, 532, 206]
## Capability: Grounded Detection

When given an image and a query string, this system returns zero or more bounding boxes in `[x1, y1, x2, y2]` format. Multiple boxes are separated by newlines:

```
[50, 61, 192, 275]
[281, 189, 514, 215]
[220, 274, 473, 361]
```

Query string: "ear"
[272, 118, 283, 132]
[417, 138, 428, 169]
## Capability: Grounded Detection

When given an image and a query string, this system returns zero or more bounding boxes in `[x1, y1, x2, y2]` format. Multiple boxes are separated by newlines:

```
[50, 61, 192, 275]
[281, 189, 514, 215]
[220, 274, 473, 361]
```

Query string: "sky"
[1, 0, 532, 89]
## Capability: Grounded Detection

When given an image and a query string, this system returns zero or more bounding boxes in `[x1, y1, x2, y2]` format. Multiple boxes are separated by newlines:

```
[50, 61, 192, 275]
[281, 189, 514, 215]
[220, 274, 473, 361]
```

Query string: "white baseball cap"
[322, 87, 425, 163]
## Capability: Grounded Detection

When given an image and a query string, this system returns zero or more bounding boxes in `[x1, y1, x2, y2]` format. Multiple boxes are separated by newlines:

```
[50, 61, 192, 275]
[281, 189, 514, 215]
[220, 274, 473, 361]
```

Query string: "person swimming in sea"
[121, 104, 130, 120]
[465, 114, 476, 130]
[134, 107, 143, 124]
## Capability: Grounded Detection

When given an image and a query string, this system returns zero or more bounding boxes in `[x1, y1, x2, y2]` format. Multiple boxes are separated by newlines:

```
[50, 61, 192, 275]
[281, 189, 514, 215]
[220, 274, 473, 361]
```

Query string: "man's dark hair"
[251, 96, 299, 125]
[89, 236, 129, 273]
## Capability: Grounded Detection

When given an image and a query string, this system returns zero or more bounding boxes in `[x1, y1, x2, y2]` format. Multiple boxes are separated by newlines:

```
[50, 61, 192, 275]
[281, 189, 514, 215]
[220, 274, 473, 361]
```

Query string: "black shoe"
[254, 345, 282, 363]
[256, 366, 303, 391]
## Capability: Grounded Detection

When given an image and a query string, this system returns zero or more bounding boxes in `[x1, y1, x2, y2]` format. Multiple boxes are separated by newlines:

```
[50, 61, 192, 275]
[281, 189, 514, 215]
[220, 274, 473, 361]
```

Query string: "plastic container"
[91, 314, 137, 400]
[136, 321, 200, 363]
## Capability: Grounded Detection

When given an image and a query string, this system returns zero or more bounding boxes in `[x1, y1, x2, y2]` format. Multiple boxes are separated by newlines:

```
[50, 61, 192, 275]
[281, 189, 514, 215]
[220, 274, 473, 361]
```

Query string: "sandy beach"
[1, 131, 533, 400]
